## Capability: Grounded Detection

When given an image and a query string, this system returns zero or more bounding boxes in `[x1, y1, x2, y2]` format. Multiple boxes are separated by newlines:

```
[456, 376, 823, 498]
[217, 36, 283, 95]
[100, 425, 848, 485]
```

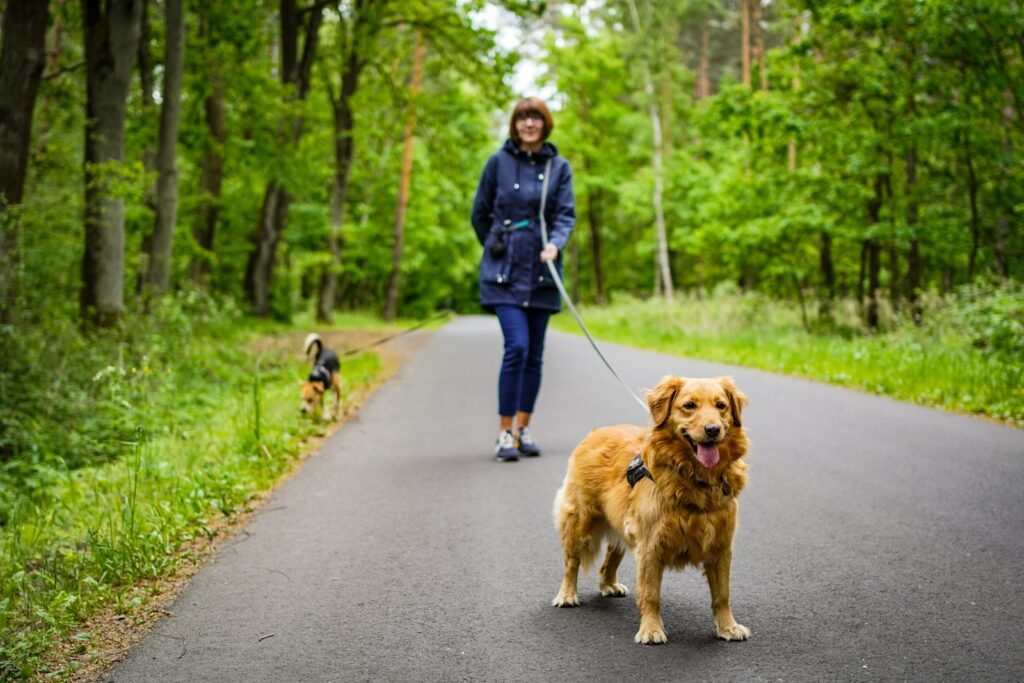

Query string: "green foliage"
[553, 290, 1024, 426]
[542, 0, 1022, 318]
[933, 279, 1024, 358]
[0, 299, 385, 679]
[3, 0, 1022, 672]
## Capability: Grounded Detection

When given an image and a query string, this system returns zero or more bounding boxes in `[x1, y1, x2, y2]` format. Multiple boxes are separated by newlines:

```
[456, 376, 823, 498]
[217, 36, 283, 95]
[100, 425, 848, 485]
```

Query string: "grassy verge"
[0, 301, 410, 680]
[552, 291, 1023, 426]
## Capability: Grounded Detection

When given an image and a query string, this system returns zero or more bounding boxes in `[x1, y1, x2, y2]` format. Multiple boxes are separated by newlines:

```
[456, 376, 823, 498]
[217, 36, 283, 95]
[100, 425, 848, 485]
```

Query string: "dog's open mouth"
[685, 433, 720, 468]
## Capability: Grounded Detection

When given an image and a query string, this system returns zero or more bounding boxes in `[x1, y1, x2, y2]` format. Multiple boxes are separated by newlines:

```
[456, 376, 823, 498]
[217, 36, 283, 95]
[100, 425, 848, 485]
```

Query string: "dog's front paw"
[600, 582, 628, 597]
[716, 622, 751, 641]
[634, 624, 668, 645]
[551, 590, 580, 607]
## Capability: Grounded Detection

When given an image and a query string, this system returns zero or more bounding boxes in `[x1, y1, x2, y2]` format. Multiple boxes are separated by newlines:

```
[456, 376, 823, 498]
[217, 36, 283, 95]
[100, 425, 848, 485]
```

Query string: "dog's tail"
[553, 479, 602, 575]
[304, 333, 322, 357]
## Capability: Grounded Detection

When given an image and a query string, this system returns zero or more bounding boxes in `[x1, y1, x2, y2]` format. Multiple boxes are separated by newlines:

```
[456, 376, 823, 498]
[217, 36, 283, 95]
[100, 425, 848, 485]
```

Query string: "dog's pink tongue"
[696, 442, 720, 468]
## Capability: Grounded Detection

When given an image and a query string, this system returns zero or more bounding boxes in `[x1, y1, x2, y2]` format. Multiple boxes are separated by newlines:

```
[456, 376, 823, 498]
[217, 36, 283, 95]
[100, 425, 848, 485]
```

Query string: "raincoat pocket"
[481, 233, 514, 285]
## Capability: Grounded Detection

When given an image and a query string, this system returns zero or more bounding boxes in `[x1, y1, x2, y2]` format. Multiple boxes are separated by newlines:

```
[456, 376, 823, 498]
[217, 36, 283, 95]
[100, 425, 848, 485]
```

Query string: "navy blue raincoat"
[471, 139, 575, 313]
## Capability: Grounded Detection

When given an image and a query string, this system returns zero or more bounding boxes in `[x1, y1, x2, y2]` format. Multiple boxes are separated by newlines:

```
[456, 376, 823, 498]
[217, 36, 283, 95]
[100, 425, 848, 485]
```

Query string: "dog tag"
[722, 480, 731, 496]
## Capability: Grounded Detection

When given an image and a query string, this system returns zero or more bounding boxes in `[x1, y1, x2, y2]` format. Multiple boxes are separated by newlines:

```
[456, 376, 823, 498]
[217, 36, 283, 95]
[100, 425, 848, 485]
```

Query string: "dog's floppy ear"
[647, 375, 682, 428]
[718, 376, 747, 428]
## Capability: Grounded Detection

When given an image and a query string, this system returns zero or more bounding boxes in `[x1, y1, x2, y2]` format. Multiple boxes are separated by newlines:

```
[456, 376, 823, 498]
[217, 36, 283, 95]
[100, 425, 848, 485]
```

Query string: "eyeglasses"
[516, 113, 544, 123]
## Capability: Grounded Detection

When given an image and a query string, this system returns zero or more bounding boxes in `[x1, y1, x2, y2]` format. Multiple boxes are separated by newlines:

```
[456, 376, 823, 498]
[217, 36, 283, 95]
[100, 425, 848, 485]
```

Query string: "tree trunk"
[741, 0, 751, 88]
[318, 13, 371, 322]
[137, 0, 154, 107]
[0, 0, 50, 323]
[696, 21, 710, 101]
[964, 131, 980, 281]
[818, 230, 834, 321]
[136, 0, 155, 228]
[246, 183, 288, 317]
[787, 13, 804, 172]
[626, 0, 673, 302]
[752, 0, 766, 90]
[887, 243, 900, 310]
[384, 31, 425, 322]
[865, 173, 886, 331]
[994, 93, 1014, 277]
[142, 0, 185, 299]
[867, 240, 881, 330]
[81, 0, 143, 327]
[246, 0, 324, 316]
[647, 88, 672, 301]
[587, 187, 606, 305]
[858, 240, 867, 309]
[905, 143, 922, 323]
[190, 69, 226, 286]
[904, 43, 921, 323]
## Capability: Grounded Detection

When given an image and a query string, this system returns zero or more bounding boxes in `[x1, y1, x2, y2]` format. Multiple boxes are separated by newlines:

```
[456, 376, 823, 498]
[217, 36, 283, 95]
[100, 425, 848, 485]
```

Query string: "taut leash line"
[339, 309, 452, 358]
[537, 160, 649, 415]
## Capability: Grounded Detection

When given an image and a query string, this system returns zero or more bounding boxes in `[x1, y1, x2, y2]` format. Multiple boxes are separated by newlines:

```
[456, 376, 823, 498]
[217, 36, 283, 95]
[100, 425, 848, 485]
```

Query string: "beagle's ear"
[718, 376, 747, 428]
[647, 375, 683, 428]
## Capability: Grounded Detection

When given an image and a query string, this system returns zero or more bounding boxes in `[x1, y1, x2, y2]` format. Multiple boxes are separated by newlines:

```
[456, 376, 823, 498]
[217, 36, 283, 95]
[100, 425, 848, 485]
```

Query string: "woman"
[471, 97, 576, 462]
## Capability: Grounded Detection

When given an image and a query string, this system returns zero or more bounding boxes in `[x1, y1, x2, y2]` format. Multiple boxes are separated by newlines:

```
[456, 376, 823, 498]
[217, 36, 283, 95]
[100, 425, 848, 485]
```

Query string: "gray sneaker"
[515, 426, 541, 456]
[495, 429, 519, 461]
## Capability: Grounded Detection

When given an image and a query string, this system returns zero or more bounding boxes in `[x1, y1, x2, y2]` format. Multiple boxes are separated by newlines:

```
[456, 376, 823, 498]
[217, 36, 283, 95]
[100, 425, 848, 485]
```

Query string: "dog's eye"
[716, 401, 727, 410]
[683, 401, 696, 410]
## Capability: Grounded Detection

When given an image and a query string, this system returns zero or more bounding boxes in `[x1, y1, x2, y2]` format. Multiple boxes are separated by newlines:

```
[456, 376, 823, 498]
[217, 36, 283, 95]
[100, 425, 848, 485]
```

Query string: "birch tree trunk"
[81, 0, 143, 327]
[143, 0, 185, 299]
[625, 0, 673, 302]
[384, 31, 425, 322]
[0, 0, 50, 323]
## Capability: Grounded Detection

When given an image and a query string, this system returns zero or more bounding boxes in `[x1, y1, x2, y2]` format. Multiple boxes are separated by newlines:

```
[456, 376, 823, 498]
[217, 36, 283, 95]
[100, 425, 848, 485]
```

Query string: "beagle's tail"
[303, 333, 322, 357]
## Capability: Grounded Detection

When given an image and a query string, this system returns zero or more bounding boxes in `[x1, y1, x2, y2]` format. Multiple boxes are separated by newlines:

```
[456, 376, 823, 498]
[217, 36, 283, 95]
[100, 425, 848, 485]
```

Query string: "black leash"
[339, 309, 453, 358]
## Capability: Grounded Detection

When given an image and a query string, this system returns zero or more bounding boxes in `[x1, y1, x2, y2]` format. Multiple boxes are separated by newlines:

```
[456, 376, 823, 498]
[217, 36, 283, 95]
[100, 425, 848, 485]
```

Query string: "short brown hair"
[508, 97, 554, 143]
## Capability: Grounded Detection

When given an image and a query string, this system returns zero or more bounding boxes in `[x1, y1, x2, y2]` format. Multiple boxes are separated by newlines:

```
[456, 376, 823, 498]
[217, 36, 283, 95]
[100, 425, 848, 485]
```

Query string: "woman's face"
[515, 112, 544, 149]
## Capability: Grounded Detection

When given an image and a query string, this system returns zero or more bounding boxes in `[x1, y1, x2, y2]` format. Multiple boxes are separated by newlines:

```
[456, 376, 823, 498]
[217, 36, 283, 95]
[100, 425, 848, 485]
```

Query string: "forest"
[1, 0, 1020, 328]
[0, 0, 1021, 676]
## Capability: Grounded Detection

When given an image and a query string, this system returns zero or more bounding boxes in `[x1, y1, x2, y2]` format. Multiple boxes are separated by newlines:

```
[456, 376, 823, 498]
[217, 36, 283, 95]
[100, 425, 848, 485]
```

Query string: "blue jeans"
[494, 305, 552, 417]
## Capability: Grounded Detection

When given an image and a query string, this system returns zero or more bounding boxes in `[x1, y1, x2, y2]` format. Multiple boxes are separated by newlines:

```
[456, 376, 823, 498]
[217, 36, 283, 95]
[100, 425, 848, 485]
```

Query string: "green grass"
[0, 301, 396, 680]
[553, 292, 1024, 426]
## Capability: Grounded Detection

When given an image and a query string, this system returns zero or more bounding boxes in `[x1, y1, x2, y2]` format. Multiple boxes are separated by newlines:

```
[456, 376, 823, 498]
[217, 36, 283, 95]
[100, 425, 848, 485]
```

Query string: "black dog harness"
[626, 454, 653, 488]
[308, 347, 340, 389]
[626, 453, 732, 498]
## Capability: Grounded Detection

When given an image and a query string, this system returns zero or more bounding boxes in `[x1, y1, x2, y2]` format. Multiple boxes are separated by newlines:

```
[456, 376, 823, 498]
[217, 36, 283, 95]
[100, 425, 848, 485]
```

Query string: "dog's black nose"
[704, 424, 721, 438]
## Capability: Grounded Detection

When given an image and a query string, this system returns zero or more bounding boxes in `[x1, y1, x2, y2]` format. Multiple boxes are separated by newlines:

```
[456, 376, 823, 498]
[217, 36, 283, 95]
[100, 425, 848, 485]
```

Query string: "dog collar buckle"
[626, 454, 653, 488]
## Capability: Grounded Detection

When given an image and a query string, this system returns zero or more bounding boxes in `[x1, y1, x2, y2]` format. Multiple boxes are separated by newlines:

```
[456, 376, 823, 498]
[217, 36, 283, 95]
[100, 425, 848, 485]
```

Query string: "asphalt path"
[107, 315, 1024, 682]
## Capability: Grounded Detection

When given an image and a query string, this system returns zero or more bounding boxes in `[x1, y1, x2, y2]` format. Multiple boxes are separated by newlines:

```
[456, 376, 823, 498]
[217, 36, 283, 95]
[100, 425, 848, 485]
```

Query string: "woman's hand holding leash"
[540, 243, 558, 263]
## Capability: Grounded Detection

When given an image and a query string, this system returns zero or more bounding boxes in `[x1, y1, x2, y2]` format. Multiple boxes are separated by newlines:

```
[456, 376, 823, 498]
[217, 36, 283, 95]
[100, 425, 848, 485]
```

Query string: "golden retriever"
[552, 375, 750, 644]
